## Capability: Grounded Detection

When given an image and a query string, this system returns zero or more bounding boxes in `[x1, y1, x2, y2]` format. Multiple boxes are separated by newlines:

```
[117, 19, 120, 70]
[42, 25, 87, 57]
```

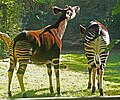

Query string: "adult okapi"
[8, 5, 80, 97]
[80, 20, 110, 96]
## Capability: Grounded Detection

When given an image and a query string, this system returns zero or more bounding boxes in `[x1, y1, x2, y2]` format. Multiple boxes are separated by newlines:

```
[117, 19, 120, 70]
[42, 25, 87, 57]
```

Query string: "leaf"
[106, 39, 120, 52]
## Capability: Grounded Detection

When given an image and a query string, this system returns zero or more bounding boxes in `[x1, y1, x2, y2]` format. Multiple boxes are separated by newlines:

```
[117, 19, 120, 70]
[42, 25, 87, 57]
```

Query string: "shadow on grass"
[12, 88, 56, 98]
[11, 88, 90, 98]
[61, 88, 90, 95]
[7, 87, 120, 98]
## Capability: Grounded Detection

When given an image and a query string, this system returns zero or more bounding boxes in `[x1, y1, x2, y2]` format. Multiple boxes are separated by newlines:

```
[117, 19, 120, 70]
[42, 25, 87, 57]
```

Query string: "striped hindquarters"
[84, 21, 110, 67]
[9, 40, 32, 69]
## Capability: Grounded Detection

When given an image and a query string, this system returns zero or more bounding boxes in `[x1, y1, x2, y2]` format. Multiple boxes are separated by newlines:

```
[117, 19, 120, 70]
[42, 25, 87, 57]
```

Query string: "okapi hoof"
[8, 91, 12, 97]
[23, 92, 27, 98]
[92, 86, 96, 93]
[50, 86, 54, 94]
[99, 89, 104, 96]
[57, 93, 62, 97]
[87, 83, 91, 89]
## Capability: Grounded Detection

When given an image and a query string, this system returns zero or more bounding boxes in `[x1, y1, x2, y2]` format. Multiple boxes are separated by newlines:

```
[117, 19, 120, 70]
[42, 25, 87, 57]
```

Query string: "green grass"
[0, 52, 120, 99]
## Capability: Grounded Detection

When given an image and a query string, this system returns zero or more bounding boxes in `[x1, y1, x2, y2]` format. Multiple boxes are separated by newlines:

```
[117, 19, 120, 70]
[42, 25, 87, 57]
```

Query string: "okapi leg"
[8, 68, 14, 97]
[92, 67, 97, 93]
[53, 58, 60, 95]
[46, 60, 53, 93]
[88, 67, 92, 89]
[16, 62, 27, 97]
[99, 64, 104, 96]
[97, 68, 100, 89]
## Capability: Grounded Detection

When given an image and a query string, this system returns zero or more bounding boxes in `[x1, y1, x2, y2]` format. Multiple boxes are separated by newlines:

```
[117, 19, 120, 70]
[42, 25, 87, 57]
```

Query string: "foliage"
[106, 39, 120, 52]
[35, 0, 56, 4]
[0, 0, 24, 57]
[0, 41, 8, 58]
[112, 0, 120, 15]
[21, 0, 57, 30]
[110, 0, 120, 40]
[0, 0, 23, 36]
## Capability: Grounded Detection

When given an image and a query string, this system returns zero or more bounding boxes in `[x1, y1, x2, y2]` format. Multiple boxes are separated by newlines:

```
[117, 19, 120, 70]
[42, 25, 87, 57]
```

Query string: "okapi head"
[53, 5, 80, 20]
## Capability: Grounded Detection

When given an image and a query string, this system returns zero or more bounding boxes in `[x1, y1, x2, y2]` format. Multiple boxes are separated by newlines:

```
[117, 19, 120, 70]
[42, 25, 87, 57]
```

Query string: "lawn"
[0, 51, 120, 99]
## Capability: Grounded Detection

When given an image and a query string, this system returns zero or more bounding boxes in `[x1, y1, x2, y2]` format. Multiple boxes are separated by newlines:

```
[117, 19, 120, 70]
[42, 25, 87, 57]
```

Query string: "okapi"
[8, 5, 80, 97]
[80, 20, 110, 96]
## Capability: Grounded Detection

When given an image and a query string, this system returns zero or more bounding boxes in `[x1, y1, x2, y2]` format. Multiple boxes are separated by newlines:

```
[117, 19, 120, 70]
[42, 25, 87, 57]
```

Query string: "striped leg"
[99, 64, 104, 96]
[86, 52, 94, 90]
[16, 60, 27, 97]
[88, 67, 92, 89]
[46, 60, 54, 93]
[52, 58, 60, 95]
[92, 67, 97, 93]
[8, 68, 14, 97]
[97, 68, 100, 89]
[8, 58, 16, 97]
[99, 52, 108, 96]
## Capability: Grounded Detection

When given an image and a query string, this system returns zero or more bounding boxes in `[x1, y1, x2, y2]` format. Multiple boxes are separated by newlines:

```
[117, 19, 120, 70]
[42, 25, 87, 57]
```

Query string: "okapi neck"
[57, 19, 68, 39]
[53, 15, 68, 39]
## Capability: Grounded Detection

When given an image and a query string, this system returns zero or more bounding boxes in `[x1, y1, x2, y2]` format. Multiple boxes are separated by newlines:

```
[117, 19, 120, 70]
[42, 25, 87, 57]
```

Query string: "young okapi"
[8, 5, 80, 97]
[0, 32, 10, 50]
[80, 20, 110, 96]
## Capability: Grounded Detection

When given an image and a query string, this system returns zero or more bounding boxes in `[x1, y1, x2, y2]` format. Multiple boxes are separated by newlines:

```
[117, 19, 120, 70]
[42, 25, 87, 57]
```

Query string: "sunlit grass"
[60, 54, 88, 72]
[0, 52, 120, 99]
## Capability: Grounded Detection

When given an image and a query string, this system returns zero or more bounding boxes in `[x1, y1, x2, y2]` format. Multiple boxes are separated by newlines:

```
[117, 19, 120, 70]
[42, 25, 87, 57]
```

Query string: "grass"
[0, 51, 120, 99]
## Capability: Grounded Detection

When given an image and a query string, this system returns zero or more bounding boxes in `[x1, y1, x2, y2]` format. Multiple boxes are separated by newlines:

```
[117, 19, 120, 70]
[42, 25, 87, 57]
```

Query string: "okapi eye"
[67, 11, 70, 15]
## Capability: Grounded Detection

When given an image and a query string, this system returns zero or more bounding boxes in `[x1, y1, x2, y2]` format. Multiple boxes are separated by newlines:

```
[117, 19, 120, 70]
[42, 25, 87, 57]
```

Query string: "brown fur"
[95, 20, 108, 31]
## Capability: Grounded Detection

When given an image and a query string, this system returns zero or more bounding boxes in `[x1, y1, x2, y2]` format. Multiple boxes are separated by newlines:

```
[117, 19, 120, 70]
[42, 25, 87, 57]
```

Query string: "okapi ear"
[53, 6, 63, 15]
[66, 5, 71, 8]
[74, 6, 80, 13]
[66, 5, 69, 8]
[80, 25, 86, 34]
